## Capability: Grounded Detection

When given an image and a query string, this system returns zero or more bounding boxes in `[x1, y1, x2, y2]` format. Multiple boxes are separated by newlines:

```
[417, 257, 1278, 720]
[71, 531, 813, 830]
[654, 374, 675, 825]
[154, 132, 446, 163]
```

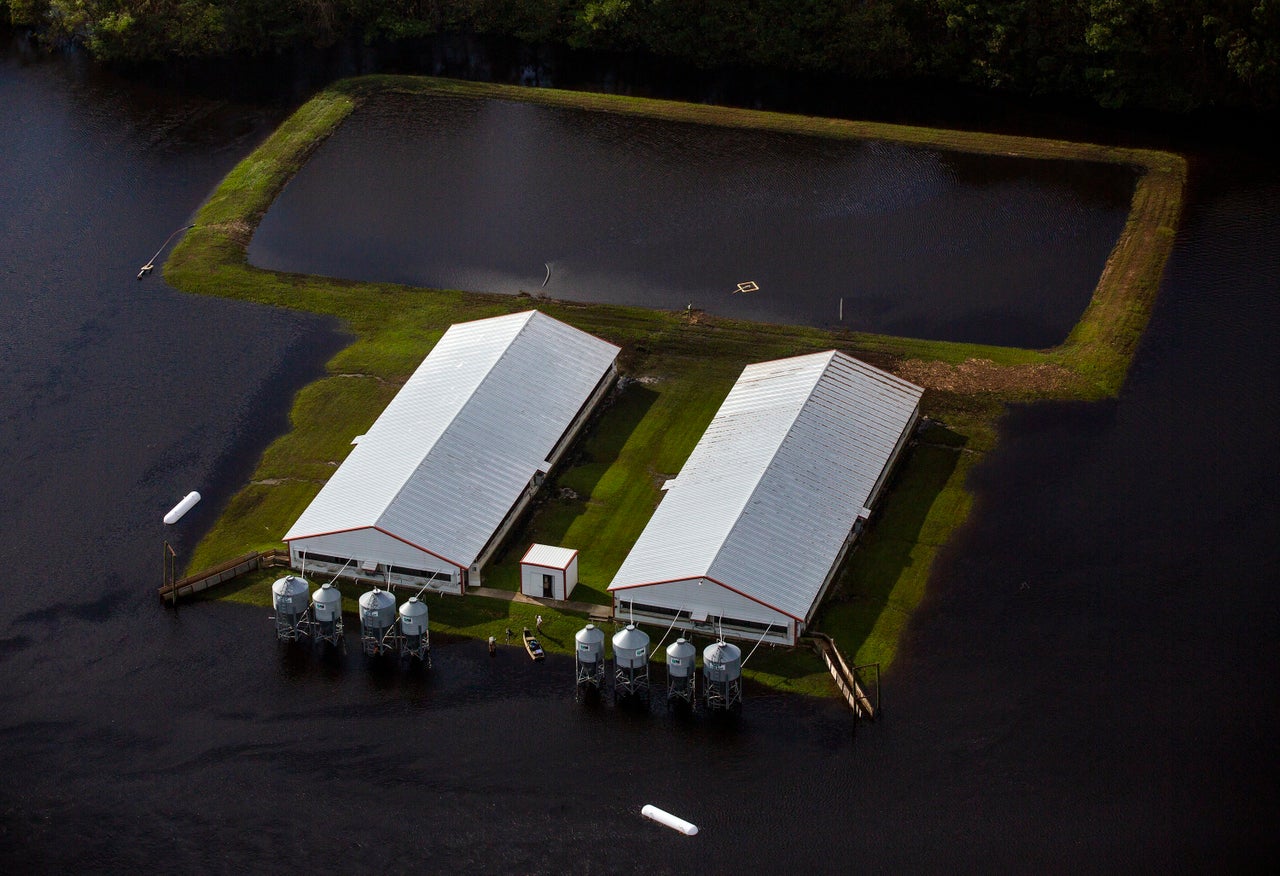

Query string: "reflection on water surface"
[251, 93, 1134, 347]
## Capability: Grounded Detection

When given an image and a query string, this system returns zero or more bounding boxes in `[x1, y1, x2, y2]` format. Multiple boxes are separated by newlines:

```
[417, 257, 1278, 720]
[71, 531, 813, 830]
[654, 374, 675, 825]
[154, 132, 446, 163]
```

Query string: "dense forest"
[3, 0, 1277, 114]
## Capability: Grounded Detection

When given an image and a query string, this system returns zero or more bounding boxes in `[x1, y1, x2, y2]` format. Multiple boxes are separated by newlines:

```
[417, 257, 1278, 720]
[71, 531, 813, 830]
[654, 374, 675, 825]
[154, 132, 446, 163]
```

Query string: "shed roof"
[608, 350, 922, 621]
[521, 543, 579, 570]
[284, 310, 619, 568]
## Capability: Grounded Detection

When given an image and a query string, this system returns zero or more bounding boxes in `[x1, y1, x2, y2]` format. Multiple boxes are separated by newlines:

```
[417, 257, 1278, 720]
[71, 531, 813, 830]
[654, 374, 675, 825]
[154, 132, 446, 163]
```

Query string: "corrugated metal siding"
[608, 350, 922, 622]
[285, 311, 619, 568]
[294, 527, 454, 574]
[616, 578, 788, 627]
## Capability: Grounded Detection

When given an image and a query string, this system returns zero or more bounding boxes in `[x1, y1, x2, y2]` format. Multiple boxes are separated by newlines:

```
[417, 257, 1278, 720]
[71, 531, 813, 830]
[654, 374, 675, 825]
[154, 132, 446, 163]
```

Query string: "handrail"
[158, 548, 291, 602]
[807, 632, 878, 721]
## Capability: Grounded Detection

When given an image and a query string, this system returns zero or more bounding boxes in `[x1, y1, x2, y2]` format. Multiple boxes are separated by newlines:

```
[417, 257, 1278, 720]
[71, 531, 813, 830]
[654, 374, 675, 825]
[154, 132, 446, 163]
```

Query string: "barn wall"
[613, 577, 794, 644]
[290, 527, 461, 592]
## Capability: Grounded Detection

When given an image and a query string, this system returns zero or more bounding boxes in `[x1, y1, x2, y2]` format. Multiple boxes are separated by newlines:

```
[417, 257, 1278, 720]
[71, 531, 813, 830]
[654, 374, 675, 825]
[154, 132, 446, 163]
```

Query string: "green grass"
[188, 480, 319, 569]
[817, 434, 977, 668]
[213, 568, 578, 645]
[165, 75, 1186, 699]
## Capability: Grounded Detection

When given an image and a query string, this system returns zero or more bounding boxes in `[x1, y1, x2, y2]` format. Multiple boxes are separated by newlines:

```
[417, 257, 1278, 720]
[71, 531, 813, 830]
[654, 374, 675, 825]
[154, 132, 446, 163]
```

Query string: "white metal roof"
[608, 350, 922, 622]
[521, 543, 579, 570]
[284, 310, 619, 567]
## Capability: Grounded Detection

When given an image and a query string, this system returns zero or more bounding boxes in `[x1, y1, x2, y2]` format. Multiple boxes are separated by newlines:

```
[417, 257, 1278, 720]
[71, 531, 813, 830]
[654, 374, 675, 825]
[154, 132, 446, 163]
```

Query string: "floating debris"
[641, 804, 698, 836]
[138, 224, 195, 280]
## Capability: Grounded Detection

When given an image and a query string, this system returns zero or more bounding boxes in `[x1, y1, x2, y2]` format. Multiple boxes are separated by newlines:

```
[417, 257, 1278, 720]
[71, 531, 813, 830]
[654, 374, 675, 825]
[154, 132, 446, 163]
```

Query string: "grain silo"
[665, 637, 697, 710]
[702, 640, 743, 713]
[398, 596, 431, 667]
[611, 624, 651, 707]
[358, 587, 398, 657]
[574, 623, 606, 701]
[311, 582, 345, 652]
[271, 575, 311, 643]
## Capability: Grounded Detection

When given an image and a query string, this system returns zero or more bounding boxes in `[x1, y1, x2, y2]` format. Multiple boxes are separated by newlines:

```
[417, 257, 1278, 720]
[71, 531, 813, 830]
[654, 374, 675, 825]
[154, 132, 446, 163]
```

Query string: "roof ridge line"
[701, 350, 836, 581]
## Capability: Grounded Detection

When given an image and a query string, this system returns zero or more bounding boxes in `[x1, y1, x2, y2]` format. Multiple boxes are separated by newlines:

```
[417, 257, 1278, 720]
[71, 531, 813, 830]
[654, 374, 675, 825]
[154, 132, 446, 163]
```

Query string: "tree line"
[4, 0, 1277, 114]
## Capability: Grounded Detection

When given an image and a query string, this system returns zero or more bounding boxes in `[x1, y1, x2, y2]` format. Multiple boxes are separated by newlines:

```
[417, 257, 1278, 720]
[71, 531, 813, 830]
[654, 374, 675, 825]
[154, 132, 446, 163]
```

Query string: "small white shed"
[520, 544, 579, 601]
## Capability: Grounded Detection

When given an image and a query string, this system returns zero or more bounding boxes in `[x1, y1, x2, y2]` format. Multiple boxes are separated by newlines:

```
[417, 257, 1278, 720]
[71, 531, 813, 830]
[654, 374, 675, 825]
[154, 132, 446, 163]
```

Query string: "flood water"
[249, 92, 1133, 349]
[2, 37, 1277, 873]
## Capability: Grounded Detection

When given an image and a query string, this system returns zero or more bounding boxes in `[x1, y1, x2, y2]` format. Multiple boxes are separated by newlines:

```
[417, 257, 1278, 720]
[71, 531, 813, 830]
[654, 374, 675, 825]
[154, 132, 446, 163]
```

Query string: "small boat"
[523, 627, 545, 661]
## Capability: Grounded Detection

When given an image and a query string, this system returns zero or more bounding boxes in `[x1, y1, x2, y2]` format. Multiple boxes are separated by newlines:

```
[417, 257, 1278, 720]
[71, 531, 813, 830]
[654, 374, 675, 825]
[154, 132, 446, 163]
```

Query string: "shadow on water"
[15, 586, 136, 627]
[248, 90, 1130, 347]
[941, 152, 1139, 207]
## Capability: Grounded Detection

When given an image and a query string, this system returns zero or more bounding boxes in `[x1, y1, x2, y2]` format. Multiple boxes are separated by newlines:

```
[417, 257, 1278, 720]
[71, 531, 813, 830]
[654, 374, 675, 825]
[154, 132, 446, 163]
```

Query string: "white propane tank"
[163, 491, 201, 525]
[641, 804, 698, 836]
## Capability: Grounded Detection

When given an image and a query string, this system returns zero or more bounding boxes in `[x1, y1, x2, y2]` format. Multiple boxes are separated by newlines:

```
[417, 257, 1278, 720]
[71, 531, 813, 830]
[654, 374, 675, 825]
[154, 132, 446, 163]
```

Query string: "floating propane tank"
[702, 640, 743, 714]
[358, 587, 398, 657]
[641, 804, 698, 836]
[398, 596, 431, 667]
[574, 623, 606, 701]
[310, 582, 345, 652]
[271, 575, 312, 642]
[665, 637, 697, 710]
[611, 623, 651, 707]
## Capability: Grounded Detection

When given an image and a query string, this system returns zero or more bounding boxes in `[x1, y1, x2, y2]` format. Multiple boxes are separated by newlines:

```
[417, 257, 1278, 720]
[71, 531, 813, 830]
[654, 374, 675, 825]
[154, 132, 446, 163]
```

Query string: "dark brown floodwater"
[249, 92, 1133, 349]
[1, 37, 1276, 874]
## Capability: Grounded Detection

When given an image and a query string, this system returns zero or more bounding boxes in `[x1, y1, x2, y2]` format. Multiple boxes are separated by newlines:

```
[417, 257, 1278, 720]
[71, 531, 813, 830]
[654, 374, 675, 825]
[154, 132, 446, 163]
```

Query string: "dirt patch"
[895, 357, 1080, 395]
[211, 219, 254, 247]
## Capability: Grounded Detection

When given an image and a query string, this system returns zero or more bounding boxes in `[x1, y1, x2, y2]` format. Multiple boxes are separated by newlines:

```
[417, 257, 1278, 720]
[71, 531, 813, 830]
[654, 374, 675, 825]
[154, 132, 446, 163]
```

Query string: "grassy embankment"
[166, 75, 1184, 697]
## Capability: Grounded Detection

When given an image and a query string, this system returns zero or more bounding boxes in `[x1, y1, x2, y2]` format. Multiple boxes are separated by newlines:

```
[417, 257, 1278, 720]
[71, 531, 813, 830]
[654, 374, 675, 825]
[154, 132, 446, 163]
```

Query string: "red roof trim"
[286, 526, 466, 571]
[608, 576, 695, 592]
[374, 526, 466, 570]
[284, 525, 370, 542]
[519, 543, 579, 572]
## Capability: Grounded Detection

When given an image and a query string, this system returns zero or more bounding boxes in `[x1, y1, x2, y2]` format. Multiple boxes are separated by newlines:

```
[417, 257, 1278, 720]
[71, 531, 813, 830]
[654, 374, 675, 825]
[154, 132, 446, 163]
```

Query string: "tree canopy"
[4, 0, 1276, 114]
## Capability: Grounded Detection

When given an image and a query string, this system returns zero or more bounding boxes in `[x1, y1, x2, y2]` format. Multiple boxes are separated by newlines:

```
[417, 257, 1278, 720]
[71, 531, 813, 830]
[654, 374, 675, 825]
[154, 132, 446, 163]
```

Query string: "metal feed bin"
[702, 640, 743, 713]
[310, 582, 345, 651]
[398, 596, 431, 667]
[358, 587, 398, 657]
[611, 623, 651, 706]
[665, 637, 697, 710]
[574, 623, 606, 701]
[271, 575, 311, 642]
